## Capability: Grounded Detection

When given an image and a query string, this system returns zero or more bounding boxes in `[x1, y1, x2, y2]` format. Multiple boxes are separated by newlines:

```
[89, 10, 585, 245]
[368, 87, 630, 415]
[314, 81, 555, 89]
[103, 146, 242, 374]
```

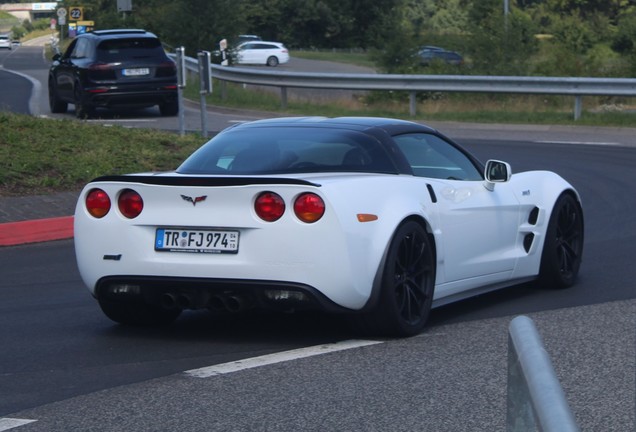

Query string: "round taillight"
[255, 192, 285, 222]
[294, 193, 325, 223]
[86, 188, 111, 218]
[118, 189, 144, 219]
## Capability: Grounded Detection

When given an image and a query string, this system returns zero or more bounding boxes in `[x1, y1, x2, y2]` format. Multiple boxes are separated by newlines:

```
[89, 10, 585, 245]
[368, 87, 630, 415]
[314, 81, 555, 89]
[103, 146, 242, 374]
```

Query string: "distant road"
[1, 41, 635, 148]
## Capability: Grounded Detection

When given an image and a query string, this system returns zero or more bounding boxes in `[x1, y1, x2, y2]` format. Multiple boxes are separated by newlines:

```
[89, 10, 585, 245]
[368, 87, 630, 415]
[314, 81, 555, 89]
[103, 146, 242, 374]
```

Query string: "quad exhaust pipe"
[161, 292, 250, 313]
[161, 293, 195, 310]
[209, 295, 248, 313]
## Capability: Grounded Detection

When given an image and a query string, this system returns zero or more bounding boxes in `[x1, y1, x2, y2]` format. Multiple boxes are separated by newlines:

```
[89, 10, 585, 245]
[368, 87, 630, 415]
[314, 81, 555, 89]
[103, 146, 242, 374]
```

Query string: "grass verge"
[0, 112, 204, 196]
[186, 79, 636, 128]
[291, 50, 376, 69]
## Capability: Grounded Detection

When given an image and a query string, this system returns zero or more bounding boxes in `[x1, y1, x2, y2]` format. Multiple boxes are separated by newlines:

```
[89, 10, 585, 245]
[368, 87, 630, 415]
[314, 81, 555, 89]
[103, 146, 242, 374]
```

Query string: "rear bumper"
[85, 86, 177, 109]
[95, 275, 352, 314]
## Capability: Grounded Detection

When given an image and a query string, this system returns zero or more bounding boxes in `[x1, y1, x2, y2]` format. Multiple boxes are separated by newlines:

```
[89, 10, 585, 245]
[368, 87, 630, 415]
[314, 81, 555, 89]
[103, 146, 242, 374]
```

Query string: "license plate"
[123, 68, 150, 76]
[155, 229, 239, 254]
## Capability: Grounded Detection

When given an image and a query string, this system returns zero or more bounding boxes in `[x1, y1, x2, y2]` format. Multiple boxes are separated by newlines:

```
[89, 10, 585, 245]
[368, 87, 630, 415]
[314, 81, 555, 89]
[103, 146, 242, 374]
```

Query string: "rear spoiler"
[90, 175, 322, 188]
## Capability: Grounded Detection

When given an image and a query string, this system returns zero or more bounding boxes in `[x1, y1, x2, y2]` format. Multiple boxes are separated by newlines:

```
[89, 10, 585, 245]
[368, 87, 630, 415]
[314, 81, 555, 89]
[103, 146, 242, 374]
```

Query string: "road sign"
[117, 0, 132, 12]
[69, 7, 83, 21]
[56, 8, 66, 17]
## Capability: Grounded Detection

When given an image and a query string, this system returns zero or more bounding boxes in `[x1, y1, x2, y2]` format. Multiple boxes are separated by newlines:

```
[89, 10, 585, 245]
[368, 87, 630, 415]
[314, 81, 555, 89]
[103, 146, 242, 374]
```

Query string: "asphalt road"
[1, 42, 636, 431]
[1, 138, 635, 430]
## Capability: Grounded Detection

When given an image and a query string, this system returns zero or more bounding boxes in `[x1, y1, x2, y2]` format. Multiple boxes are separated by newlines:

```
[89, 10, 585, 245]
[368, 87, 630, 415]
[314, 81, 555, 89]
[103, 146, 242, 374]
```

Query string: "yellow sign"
[69, 7, 83, 21]
[76, 20, 94, 34]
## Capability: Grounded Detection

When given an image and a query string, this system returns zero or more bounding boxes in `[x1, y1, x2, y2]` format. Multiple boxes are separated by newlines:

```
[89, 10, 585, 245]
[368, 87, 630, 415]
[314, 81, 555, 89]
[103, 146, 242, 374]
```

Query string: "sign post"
[56, 8, 66, 45]
[197, 50, 212, 137]
[219, 39, 228, 66]
[176, 47, 186, 136]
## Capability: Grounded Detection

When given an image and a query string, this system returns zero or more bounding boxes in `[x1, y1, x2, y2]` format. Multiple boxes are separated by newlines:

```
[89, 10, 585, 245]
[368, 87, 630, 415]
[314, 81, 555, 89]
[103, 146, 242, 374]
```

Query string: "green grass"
[0, 112, 204, 196]
[186, 79, 636, 127]
[291, 49, 376, 69]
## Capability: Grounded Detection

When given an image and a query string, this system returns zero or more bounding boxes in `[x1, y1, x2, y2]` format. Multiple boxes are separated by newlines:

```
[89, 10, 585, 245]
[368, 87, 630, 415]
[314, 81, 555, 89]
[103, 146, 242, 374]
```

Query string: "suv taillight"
[88, 62, 117, 80]
[156, 61, 177, 77]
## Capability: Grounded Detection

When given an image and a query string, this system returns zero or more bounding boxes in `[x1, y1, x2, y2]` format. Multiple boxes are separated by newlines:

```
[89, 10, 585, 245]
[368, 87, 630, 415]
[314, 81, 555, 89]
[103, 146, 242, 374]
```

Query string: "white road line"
[87, 119, 158, 123]
[535, 140, 621, 146]
[0, 418, 37, 431]
[185, 339, 383, 378]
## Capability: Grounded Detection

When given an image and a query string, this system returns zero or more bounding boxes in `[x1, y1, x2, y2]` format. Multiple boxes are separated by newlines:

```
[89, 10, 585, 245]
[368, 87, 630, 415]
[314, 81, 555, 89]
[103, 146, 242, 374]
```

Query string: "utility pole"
[504, 0, 510, 30]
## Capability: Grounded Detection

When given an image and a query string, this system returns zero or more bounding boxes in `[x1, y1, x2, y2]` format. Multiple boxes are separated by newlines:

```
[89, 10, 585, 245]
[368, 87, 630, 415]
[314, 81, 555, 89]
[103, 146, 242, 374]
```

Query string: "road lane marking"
[185, 339, 383, 378]
[535, 140, 621, 146]
[0, 419, 37, 431]
[87, 119, 158, 123]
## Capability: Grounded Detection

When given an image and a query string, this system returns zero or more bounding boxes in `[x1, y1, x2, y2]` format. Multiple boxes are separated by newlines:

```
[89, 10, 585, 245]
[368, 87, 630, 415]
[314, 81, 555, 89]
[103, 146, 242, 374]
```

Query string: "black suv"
[48, 29, 178, 118]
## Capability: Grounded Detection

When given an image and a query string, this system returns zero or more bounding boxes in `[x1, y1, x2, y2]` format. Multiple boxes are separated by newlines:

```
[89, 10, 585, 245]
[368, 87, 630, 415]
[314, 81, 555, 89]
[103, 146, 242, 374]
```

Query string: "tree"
[467, 0, 539, 75]
[57, 0, 247, 55]
[243, 0, 405, 49]
[541, 0, 636, 22]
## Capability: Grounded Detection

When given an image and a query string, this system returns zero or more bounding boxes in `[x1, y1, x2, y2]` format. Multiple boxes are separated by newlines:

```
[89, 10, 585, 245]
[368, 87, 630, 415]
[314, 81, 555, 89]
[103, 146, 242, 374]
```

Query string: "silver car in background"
[0, 35, 12, 50]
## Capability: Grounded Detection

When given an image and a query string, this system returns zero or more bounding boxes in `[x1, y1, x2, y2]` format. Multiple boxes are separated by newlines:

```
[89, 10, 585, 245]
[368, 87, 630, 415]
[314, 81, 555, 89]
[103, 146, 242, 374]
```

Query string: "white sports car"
[74, 117, 584, 336]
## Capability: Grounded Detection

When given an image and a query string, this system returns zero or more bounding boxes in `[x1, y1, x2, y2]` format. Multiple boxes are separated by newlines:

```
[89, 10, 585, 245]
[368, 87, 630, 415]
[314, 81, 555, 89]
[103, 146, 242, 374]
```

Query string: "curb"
[0, 216, 74, 246]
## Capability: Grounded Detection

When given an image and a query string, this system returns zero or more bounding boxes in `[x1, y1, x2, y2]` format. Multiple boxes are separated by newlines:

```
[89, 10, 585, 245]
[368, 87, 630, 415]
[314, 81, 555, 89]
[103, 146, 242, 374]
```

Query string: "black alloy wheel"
[74, 83, 94, 119]
[364, 220, 436, 337]
[539, 192, 584, 288]
[48, 80, 68, 113]
[159, 101, 179, 116]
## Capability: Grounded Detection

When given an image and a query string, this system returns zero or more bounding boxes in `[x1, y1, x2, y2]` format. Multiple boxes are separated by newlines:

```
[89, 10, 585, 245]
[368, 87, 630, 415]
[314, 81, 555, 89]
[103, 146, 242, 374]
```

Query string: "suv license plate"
[123, 68, 150, 76]
[155, 229, 239, 254]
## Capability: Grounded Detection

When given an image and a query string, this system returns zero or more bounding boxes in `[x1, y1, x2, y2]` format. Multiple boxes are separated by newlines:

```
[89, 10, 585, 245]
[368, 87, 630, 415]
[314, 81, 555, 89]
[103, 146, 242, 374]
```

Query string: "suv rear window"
[96, 38, 164, 62]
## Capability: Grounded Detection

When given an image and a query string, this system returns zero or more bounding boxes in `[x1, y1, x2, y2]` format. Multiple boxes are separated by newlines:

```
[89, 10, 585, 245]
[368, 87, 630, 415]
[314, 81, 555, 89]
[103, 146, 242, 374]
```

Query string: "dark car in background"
[418, 46, 464, 66]
[48, 29, 178, 118]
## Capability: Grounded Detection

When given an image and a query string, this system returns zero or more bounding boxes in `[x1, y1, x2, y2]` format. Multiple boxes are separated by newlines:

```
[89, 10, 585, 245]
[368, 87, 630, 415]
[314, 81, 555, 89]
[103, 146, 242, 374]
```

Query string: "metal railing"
[507, 316, 580, 432]
[171, 52, 636, 121]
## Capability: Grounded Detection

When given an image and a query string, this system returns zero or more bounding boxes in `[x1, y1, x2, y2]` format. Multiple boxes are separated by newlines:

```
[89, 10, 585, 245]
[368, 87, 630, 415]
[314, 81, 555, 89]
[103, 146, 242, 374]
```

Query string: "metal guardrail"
[171, 53, 636, 120]
[507, 316, 580, 432]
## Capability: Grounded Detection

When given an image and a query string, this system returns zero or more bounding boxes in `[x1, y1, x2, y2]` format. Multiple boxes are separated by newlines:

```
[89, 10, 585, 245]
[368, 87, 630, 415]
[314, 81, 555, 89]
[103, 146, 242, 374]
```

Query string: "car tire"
[74, 83, 94, 119]
[358, 220, 436, 337]
[539, 192, 584, 288]
[48, 80, 68, 114]
[159, 101, 178, 116]
[98, 298, 182, 326]
[266, 56, 279, 67]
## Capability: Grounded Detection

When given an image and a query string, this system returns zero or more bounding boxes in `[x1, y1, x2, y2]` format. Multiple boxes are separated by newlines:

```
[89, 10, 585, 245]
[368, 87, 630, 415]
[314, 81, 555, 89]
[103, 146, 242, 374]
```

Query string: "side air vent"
[523, 233, 535, 253]
[426, 184, 437, 203]
[528, 207, 539, 225]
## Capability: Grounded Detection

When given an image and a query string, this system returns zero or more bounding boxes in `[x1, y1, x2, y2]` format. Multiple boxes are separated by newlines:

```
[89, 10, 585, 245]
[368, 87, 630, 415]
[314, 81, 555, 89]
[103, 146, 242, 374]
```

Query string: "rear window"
[178, 127, 398, 175]
[96, 38, 165, 62]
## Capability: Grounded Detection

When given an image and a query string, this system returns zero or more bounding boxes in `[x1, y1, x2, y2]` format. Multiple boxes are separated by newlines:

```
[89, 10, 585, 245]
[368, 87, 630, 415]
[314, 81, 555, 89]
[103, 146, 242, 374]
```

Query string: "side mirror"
[484, 160, 511, 191]
[52, 53, 61, 62]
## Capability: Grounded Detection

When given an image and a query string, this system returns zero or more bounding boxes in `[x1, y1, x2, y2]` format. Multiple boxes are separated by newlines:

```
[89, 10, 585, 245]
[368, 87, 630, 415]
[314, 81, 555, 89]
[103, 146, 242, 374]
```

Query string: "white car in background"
[0, 35, 12, 50]
[235, 41, 289, 66]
